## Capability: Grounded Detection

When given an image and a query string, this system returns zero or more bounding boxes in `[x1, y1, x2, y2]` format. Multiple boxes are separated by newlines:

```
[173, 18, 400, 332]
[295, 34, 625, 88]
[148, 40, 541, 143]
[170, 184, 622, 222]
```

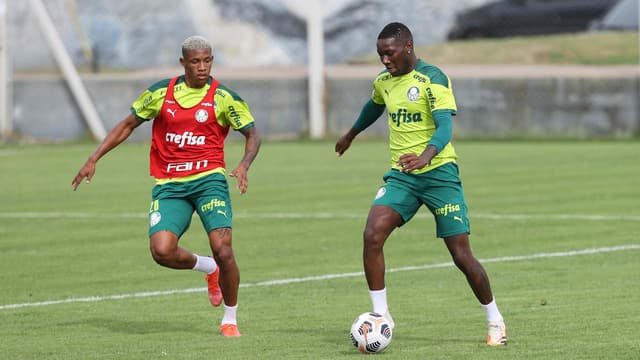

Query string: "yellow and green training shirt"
[371, 59, 458, 174]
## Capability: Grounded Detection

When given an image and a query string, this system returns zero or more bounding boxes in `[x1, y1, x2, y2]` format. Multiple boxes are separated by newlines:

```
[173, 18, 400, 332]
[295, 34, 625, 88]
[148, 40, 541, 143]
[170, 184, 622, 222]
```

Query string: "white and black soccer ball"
[350, 312, 393, 354]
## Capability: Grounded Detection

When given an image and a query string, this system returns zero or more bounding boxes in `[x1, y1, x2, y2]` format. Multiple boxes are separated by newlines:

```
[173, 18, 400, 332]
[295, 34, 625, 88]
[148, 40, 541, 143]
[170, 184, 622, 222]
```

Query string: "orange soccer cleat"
[220, 323, 241, 337]
[205, 268, 223, 307]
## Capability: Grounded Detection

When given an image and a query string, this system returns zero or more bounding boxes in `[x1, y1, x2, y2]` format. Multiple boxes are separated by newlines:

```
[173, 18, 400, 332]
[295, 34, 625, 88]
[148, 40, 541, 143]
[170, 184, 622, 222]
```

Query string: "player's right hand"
[335, 133, 354, 156]
[71, 161, 96, 191]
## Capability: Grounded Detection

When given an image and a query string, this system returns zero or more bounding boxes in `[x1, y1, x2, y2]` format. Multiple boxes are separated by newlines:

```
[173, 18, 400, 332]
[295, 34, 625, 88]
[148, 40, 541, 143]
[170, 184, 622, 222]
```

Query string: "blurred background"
[0, 0, 638, 142]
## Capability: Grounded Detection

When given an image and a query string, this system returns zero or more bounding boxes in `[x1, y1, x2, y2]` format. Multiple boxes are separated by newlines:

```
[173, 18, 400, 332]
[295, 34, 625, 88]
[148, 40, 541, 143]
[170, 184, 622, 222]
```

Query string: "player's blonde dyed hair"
[181, 35, 212, 55]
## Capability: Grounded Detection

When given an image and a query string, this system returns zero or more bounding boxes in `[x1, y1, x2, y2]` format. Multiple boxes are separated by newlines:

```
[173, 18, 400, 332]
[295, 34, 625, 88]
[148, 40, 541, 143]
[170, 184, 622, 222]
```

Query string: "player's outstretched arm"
[229, 126, 261, 194]
[71, 114, 143, 190]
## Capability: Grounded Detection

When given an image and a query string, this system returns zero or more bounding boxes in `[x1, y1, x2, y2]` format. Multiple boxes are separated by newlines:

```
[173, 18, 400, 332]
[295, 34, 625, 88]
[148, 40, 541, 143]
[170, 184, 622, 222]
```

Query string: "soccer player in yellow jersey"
[72, 36, 260, 337]
[335, 23, 507, 346]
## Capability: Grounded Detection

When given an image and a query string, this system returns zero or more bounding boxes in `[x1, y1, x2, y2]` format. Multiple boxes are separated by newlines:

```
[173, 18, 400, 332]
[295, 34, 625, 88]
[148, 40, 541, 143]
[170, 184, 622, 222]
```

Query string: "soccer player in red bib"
[72, 36, 260, 337]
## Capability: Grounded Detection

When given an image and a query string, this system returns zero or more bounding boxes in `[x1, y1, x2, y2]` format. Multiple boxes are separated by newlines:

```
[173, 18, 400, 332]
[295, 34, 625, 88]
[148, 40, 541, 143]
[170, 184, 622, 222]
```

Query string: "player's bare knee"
[363, 226, 375, 242]
[151, 249, 175, 266]
[213, 245, 235, 266]
[150, 244, 177, 266]
[450, 250, 473, 270]
[363, 228, 385, 251]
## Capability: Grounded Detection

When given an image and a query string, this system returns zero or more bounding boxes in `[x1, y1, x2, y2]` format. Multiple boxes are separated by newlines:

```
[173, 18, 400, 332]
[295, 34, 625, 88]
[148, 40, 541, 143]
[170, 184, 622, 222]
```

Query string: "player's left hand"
[397, 153, 430, 173]
[229, 165, 248, 194]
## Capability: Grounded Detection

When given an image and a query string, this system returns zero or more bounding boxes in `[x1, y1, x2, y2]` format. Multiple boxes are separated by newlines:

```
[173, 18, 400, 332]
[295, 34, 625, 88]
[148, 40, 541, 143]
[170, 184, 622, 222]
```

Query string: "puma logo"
[217, 210, 227, 218]
[453, 216, 463, 223]
[166, 108, 177, 118]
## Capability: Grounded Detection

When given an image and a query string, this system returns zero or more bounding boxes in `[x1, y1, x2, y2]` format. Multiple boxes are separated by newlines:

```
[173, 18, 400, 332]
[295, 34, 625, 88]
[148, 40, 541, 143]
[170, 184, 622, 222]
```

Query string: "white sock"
[192, 255, 217, 274]
[369, 288, 389, 314]
[481, 298, 503, 323]
[221, 304, 238, 325]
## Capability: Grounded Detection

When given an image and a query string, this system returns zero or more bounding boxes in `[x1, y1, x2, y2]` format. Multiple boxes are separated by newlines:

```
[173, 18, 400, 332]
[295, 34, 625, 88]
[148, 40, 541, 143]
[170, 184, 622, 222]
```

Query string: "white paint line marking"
[1, 244, 638, 311]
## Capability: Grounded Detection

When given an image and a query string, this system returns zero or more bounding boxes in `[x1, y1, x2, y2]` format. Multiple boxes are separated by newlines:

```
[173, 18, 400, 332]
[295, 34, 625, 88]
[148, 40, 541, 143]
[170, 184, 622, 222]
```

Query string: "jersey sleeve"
[215, 86, 255, 130]
[427, 76, 457, 115]
[130, 79, 170, 121]
[370, 78, 386, 105]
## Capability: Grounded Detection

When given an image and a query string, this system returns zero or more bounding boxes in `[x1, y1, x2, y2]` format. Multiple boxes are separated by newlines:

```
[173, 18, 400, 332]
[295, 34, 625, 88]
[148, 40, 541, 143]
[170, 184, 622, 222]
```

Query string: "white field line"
[1, 244, 638, 311]
[0, 212, 639, 221]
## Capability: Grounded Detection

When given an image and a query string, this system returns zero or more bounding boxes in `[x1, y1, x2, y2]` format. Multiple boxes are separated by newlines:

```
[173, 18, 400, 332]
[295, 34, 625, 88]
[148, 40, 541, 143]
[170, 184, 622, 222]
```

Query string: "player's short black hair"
[377, 22, 413, 42]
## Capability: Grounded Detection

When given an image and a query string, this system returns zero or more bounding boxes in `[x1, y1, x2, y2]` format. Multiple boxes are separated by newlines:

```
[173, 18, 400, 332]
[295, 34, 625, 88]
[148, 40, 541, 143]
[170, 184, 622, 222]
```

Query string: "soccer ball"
[350, 312, 393, 354]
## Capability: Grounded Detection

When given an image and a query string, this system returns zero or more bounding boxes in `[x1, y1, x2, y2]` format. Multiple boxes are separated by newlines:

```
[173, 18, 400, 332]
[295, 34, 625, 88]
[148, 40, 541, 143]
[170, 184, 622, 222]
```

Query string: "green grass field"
[1, 140, 639, 359]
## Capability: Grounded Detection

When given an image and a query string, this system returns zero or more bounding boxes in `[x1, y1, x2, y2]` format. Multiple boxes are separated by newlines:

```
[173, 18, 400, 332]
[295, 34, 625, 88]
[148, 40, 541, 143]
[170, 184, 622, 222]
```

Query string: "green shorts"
[371, 162, 470, 238]
[148, 173, 232, 237]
